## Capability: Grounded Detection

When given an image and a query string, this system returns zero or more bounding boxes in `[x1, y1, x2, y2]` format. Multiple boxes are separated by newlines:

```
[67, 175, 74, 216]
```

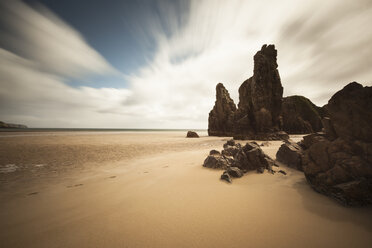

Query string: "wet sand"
[0, 131, 371, 248]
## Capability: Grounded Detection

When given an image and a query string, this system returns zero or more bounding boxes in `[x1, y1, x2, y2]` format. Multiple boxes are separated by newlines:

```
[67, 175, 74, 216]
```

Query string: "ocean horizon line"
[0, 128, 208, 132]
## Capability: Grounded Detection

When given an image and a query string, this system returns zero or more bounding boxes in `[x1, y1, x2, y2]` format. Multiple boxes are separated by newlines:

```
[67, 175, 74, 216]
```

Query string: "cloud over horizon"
[0, 0, 371, 128]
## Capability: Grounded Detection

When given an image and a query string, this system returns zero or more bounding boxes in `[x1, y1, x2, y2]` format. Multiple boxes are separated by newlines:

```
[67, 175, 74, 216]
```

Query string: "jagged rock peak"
[253, 44, 278, 75]
[208, 83, 236, 136]
[215, 83, 234, 104]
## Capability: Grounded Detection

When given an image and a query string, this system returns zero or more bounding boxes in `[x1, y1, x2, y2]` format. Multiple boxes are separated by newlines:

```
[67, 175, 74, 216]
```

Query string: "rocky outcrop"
[0, 121, 27, 128]
[233, 142, 275, 172]
[301, 82, 372, 206]
[276, 139, 303, 171]
[281, 96, 323, 134]
[203, 153, 231, 170]
[203, 139, 280, 182]
[208, 83, 237, 136]
[233, 44, 283, 140]
[186, 131, 199, 138]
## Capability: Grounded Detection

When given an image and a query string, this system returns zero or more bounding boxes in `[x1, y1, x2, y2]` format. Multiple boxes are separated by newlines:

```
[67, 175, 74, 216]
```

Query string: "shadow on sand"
[293, 178, 372, 233]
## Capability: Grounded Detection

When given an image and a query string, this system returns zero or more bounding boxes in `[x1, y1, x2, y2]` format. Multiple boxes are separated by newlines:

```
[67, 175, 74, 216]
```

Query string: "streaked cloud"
[0, 0, 116, 78]
[0, 0, 371, 128]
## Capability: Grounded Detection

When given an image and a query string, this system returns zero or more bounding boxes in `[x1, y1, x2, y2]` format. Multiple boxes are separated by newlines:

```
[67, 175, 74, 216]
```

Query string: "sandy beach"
[0, 131, 371, 248]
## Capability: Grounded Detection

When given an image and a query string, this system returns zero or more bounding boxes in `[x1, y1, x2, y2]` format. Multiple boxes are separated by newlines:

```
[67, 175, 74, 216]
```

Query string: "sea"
[0, 128, 207, 137]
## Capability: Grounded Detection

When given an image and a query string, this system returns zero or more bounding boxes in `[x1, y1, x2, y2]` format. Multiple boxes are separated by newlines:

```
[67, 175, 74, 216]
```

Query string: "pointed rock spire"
[208, 83, 236, 136]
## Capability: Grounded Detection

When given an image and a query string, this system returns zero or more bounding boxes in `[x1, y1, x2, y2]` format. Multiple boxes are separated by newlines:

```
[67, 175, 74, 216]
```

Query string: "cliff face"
[281, 95, 323, 134]
[208, 83, 236, 136]
[233, 44, 283, 139]
[0, 121, 27, 128]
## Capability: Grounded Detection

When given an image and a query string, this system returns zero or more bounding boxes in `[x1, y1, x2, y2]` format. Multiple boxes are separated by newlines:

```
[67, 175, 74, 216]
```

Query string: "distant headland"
[0, 121, 27, 129]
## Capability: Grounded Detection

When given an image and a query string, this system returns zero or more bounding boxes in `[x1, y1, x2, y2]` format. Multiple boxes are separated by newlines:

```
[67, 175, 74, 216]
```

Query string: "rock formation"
[203, 139, 281, 182]
[186, 131, 199, 138]
[276, 139, 303, 171]
[233, 44, 283, 140]
[281, 96, 323, 134]
[301, 82, 372, 206]
[207, 44, 329, 140]
[208, 83, 237, 136]
[203, 149, 231, 170]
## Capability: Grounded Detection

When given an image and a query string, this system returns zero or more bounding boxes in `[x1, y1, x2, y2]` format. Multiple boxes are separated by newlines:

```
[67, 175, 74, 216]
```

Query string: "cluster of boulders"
[203, 139, 283, 183]
[208, 44, 324, 138]
[276, 82, 372, 206]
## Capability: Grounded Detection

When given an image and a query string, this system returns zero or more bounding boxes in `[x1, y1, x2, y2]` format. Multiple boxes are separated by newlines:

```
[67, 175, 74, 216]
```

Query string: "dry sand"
[0, 131, 371, 248]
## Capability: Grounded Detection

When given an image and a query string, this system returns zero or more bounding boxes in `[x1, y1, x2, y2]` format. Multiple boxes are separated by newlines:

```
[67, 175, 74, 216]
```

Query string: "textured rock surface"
[281, 96, 323, 134]
[221, 139, 241, 157]
[233, 44, 283, 139]
[186, 131, 199, 138]
[226, 167, 244, 178]
[208, 83, 237, 136]
[233, 142, 274, 172]
[302, 82, 372, 206]
[203, 154, 230, 170]
[326, 82, 372, 142]
[220, 171, 232, 183]
[203, 140, 277, 182]
[276, 139, 303, 171]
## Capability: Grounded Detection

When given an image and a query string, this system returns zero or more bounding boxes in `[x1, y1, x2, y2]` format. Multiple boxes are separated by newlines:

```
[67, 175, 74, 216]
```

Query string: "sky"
[0, 0, 371, 128]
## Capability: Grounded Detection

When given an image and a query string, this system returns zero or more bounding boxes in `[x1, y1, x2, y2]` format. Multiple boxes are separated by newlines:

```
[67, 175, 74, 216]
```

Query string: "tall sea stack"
[233, 44, 283, 139]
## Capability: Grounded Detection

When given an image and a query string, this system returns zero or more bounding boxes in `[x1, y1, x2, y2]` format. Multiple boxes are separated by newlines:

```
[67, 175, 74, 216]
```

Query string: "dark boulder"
[222, 146, 240, 157]
[222, 139, 241, 156]
[276, 139, 303, 171]
[234, 142, 274, 172]
[226, 167, 244, 178]
[208, 83, 237, 136]
[203, 154, 230, 170]
[281, 95, 323, 134]
[326, 82, 372, 142]
[302, 82, 372, 206]
[186, 131, 199, 138]
[220, 171, 232, 183]
[209, 150, 220, 156]
[224, 139, 236, 147]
